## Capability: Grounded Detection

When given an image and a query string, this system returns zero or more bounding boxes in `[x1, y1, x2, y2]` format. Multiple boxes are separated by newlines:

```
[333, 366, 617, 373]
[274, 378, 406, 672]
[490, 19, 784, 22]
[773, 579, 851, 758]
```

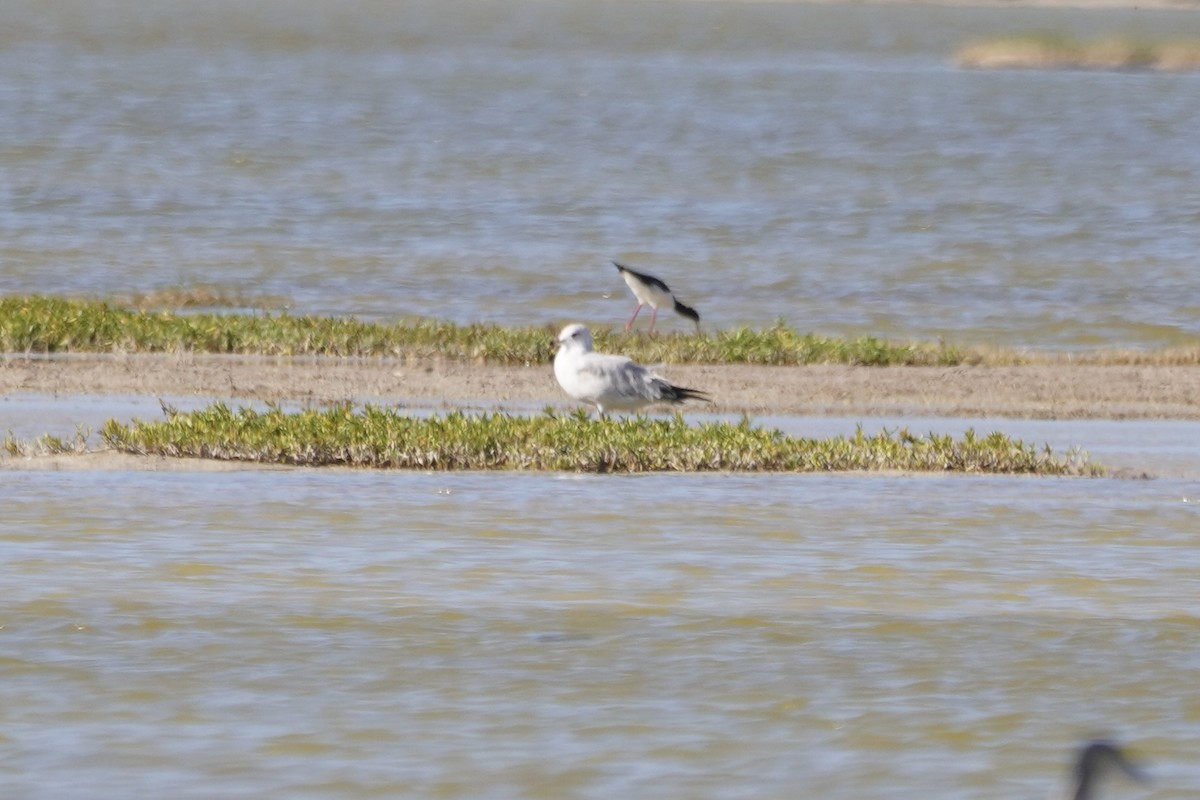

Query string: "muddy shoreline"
[3, 353, 1199, 420]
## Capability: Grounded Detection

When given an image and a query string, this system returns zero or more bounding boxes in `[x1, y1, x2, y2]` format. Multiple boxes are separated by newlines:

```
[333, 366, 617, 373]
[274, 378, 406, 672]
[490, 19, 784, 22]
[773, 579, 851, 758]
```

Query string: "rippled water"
[4, 2, 1200, 797]
[3, 469, 1199, 799]
[2, 0, 1200, 347]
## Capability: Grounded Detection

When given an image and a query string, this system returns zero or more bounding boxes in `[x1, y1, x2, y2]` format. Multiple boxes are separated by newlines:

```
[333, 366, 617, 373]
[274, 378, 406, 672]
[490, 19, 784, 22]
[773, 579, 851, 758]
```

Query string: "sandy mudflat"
[3, 353, 1199, 421]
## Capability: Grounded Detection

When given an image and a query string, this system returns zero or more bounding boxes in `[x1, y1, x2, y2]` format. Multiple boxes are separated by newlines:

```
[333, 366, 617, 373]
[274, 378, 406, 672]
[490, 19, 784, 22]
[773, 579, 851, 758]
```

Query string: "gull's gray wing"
[574, 353, 660, 403]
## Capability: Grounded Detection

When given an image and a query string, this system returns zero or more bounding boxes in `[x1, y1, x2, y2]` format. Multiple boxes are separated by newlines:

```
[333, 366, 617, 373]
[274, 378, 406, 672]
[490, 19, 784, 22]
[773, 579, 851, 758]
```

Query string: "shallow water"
[2, 0, 1200, 347]
[3, 467, 1199, 799]
[3, 398, 1200, 798]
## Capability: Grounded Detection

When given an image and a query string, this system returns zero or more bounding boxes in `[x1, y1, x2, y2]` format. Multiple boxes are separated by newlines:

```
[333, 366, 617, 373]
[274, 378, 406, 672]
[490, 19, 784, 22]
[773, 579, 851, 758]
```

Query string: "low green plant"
[96, 403, 1102, 475]
[0, 296, 957, 365]
[3, 295, 1197, 366]
[3, 425, 91, 457]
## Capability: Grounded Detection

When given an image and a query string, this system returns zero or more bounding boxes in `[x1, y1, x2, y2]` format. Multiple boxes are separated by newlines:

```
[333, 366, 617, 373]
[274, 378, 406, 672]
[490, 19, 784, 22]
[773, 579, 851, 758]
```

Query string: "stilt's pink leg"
[648, 307, 658, 333]
[625, 304, 643, 331]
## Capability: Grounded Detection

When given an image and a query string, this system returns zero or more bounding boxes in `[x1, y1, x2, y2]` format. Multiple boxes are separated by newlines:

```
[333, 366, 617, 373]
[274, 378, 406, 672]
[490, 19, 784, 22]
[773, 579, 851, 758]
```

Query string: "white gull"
[553, 323, 710, 418]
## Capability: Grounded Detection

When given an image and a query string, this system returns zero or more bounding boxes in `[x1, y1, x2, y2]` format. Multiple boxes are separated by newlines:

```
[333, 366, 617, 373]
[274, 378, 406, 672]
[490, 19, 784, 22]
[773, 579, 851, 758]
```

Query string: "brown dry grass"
[956, 34, 1200, 71]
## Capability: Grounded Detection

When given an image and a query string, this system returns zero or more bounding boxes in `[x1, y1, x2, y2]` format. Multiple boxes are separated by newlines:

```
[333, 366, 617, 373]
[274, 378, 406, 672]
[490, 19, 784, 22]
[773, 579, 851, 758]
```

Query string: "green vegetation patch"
[956, 32, 1200, 71]
[0, 295, 960, 366]
[91, 403, 1100, 474]
[6, 294, 1198, 367]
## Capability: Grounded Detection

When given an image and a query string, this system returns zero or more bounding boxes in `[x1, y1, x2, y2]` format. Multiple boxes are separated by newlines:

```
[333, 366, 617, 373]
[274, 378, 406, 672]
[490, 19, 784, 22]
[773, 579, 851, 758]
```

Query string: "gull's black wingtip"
[669, 385, 711, 404]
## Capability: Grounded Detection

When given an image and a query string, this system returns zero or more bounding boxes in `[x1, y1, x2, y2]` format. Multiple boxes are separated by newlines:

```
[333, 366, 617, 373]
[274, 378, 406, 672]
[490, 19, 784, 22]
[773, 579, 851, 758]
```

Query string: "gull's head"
[556, 323, 595, 354]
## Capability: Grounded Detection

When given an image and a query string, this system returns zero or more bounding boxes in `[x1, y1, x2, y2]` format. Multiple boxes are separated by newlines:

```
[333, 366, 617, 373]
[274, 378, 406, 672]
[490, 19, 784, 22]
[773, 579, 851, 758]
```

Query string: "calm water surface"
[2, 0, 1200, 347]
[3, 468, 1199, 799]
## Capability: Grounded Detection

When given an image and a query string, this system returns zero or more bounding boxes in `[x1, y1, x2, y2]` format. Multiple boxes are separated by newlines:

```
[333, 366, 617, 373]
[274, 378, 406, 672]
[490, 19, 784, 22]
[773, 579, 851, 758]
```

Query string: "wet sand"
[4, 353, 1199, 420]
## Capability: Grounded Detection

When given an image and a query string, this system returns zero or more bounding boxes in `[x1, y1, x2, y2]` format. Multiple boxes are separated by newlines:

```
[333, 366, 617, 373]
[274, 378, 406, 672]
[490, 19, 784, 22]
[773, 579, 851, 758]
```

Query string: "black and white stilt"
[614, 261, 699, 333]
